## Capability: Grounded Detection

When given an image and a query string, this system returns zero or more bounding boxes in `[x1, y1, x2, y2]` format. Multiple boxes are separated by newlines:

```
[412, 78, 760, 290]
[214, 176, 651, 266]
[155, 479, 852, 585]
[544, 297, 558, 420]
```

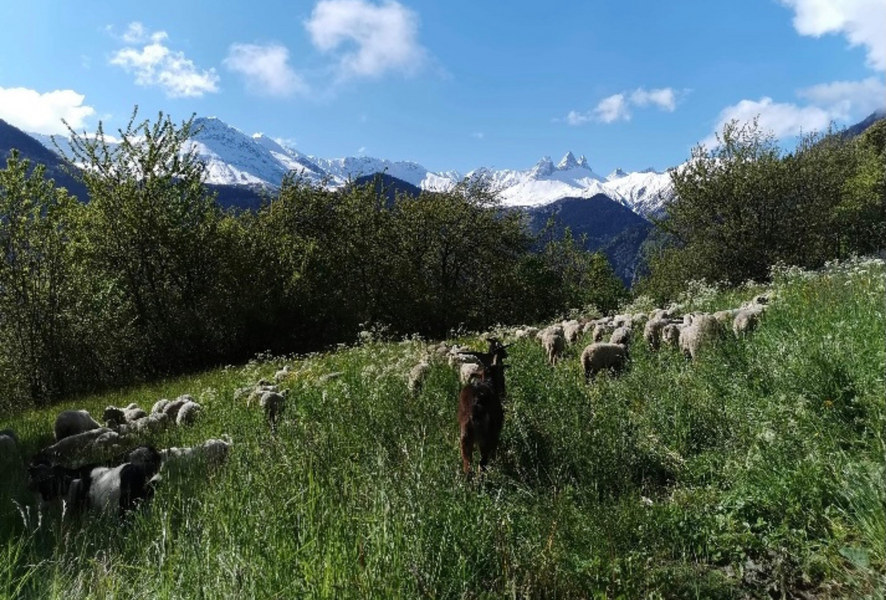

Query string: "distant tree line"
[0, 110, 626, 411]
[637, 116, 886, 301]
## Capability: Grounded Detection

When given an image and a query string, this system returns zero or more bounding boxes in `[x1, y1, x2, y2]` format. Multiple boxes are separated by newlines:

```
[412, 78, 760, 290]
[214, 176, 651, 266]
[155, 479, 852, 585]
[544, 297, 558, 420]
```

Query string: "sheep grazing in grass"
[733, 306, 764, 337]
[54, 410, 103, 442]
[161, 395, 194, 422]
[459, 362, 484, 385]
[274, 365, 292, 383]
[592, 322, 614, 343]
[247, 383, 279, 407]
[28, 445, 163, 516]
[661, 323, 682, 349]
[407, 359, 431, 396]
[260, 390, 287, 433]
[104, 404, 148, 427]
[562, 320, 583, 344]
[713, 309, 741, 328]
[679, 313, 724, 360]
[152, 399, 170, 415]
[580, 343, 629, 381]
[609, 326, 632, 347]
[176, 400, 202, 426]
[114, 412, 169, 436]
[540, 330, 565, 366]
[457, 342, 509, 475]
[160, 437, 233, 471]
[37, 428, 126, 467]
[643, 318, 669, 350]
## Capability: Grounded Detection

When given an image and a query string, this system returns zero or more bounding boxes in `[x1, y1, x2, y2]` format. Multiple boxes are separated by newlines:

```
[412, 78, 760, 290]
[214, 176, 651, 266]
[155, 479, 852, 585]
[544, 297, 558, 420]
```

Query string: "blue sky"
[1, 0, 883, 175]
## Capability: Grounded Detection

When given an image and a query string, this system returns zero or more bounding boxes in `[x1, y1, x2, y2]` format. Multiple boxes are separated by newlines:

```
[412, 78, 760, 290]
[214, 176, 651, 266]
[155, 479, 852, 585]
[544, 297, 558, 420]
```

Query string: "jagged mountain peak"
[607, 168, 628, 180]
[557, 151, 590, 171]
[530, 156, 555, 178]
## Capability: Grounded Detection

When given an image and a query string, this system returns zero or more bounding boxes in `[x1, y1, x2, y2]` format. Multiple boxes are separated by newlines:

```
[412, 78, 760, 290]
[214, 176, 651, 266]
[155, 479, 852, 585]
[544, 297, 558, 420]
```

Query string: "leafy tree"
[640, 116, 884, 301]
[63, 108, 226, 374]
[0, 151, 79, 408]
[538, 221, 627, 314]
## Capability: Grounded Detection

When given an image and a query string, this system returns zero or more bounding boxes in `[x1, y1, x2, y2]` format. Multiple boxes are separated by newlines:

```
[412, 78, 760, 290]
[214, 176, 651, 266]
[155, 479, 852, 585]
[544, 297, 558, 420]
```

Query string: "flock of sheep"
[1, 395, 232, 517]
[409, 293, 771, 473]
[1, 292, 772, 513]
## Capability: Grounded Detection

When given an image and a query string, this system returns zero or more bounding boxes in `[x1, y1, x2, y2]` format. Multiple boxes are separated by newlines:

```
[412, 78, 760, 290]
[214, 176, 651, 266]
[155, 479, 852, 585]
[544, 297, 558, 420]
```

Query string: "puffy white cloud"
[594, 93, 631, 123]
[109, 23, 219, 98]
[701, 97, 834, 148]
[224, 43, 308, 97]
[0, 87, 95, 135]
[703, 76, 885, 148]
[564, 87, 683, 125]
[305, 0, 426, 79]
[798, 76, 886, 117]
[780, 0, 886, 71]
[631, 87, 678, 112]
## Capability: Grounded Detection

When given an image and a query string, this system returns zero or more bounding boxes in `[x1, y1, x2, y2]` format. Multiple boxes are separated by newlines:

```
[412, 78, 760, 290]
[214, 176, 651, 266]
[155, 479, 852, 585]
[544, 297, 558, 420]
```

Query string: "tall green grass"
[1, 257, 883, 598]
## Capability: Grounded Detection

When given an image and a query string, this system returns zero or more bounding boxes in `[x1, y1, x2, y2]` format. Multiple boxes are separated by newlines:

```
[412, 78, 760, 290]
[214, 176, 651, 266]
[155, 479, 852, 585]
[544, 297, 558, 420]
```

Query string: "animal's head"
[103, 406, 126, 426]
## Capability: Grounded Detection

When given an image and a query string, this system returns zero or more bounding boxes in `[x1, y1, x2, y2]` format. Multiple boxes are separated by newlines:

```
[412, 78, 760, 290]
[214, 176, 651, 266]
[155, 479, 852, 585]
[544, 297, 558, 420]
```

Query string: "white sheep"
[161, 395, 194, 422]
[713, 309, 741, 327]
[160, 437, 232, 470]
[662, 323, 682, 349]
[733, 306, 764, 337]
[152, 399, 170, 415]
[580, 343, 629, 380]
[407, 360, 431, 396]
[274, 365, 292, 383]
[459, 362, 484, 384]
[679, 313, 724, 360]
[54, 410, 103, 442]
[104, 404, 148, 427]
[562, 320, 583, 344]
[260, 391, 287, 432]
[176, 401, 202, 426]
[540, 330, 565, 365]
[37, 427, 119, 466]
[609, 326, 632, 347]
[592, 322, 614, 343]
[643, 318, 669, 350]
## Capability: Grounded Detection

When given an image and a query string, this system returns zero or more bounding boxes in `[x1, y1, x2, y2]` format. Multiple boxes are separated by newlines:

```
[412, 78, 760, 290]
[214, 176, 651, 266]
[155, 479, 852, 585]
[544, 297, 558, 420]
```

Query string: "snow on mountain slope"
[467, 152, 617, 208]
[26, 115, 675, 218]
[184, 117, 289, 187]
[602, 168, 674, 217]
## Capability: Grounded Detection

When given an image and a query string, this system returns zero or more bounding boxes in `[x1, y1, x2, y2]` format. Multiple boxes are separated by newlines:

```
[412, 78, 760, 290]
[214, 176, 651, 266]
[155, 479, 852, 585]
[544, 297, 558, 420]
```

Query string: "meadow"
[1, 256, 883, 599]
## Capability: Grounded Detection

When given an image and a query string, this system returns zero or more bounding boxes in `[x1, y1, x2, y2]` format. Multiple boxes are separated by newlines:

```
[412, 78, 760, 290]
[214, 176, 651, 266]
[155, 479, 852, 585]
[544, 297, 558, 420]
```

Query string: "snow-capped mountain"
[27, 115, 675, 218]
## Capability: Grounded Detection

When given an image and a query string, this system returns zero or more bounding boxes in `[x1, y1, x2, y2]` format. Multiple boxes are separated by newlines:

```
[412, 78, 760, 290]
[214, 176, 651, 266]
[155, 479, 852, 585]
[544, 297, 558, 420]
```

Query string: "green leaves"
[641, 116, 886, 302]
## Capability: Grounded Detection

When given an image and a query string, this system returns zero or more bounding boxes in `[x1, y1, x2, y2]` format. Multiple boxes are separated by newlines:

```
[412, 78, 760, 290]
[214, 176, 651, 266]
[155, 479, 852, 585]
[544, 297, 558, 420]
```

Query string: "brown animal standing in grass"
[458, 340, 509, 475]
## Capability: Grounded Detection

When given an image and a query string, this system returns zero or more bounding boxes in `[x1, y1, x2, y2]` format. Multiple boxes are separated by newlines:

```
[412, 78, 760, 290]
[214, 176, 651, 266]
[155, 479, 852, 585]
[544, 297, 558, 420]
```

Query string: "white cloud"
[702, 97, 835, 148]
[703, 76, 885, 148]
[594, 94, 631, 123]
[224, 43, 308, 97]
[0, 87, 95, 135]
[780, 0, 886, 71]
[357, 146, 366, 154]
[564, 87, 683, 125]
[798, 76, 886, 117]
[109, 23, 219, 98]
[305, 0, 426, 79]
[631, 87, 678, 111]
[565, 110, 593, 126]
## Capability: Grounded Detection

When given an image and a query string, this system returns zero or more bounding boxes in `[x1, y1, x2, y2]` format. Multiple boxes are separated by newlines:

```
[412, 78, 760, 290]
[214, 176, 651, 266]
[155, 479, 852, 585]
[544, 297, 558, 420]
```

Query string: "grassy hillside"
[1, 257, 883, 599]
